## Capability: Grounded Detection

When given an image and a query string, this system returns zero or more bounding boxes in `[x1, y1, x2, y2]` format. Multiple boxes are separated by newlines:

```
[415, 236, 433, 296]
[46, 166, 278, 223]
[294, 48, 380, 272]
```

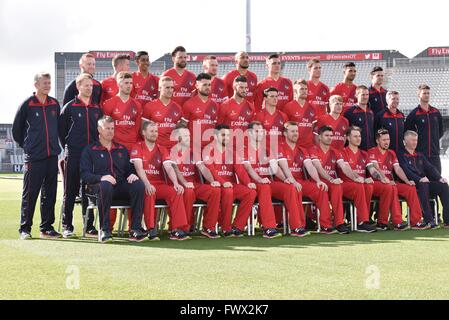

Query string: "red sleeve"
[330, 83, 339, 96]
[254, 111, 264, 123]
[391, 150, 399, 164]
[287, 79, 293, 103]
[253, 82, 264, 112]
[334, 148, 344, 161]
[308, 146, 319, 160]
[277, 144, 286, 160]
[135, 100, 143, 140]
[142, 101, 152, 120]
[102, 98, 113, 115]
[181, 100, 191, 122]
[367, 149, 377, 163]
[129, 143, 143, 161]
[235, 164, 251, 185]
[159, 146, 171, 162]
[217, 101, 227, 124]
[280, 110, 289, 123]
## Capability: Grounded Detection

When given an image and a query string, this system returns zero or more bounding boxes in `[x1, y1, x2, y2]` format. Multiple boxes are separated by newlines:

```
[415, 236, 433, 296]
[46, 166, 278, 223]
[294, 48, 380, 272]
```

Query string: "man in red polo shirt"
[203, 55, 228, 105]
[368, 129, 424, 230]
[283, 79, 317, 149]
[142, 76, 182, 150]
[171, 124, 221, 238]
[223, 51, 258, 103]
[101, 54, 131, 106]
[201, 124, 257, 237]
[130, 121, 190, 241]
[307, 58, 330, 117]
[162, 46, 197, 106]
[182, 73, 219, 153]
[315, 95, 349, 150]
[253, 53, 293, 111]
[131, 51, 159, 106]
[330, 62, 357, 111]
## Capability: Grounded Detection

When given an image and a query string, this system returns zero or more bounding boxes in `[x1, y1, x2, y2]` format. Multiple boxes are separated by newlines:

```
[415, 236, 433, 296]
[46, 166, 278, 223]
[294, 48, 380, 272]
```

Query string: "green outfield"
[1, 175, 449, 300]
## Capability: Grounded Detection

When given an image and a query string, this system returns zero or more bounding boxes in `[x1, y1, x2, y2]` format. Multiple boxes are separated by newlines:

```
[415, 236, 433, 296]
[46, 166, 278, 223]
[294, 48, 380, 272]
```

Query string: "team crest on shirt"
[422, 119, 425, 123]
[132, 108, 137, 115]
[114, 108, 120, 114]
[35, 112, 39, 117]
[359, 118, 362, 122]
[285, 85, 290, 90]
[230, 110, 237, 116]
[250, 82, 255, 86]
[100, 154, 104, 158]
[219, 88, 224, 92]
[78, 113, 82, 118]
[155, 111, 161, 117]
[174, 112, 179, 117]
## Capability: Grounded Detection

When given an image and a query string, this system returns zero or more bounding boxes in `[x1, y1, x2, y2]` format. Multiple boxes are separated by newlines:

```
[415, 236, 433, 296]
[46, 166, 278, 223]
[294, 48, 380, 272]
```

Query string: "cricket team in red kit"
[16, 46, 449, 243]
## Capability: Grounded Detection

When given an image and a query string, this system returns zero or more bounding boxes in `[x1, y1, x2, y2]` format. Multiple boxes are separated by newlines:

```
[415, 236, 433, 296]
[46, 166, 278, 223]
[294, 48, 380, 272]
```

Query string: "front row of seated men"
[80, 116, 449, 242]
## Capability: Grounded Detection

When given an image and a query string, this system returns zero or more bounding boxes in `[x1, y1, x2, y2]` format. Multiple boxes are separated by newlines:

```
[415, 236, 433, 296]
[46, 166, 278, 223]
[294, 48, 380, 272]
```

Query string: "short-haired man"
[344, 85, 375, 151]
[405, 84, 444, 173]
[374, 91, 405, 154]
[63, 53, 102, 106]
[254, 87, 288, 146]
[59, 73, 103, 238]
[203, 55, 228, 105]
[102, 72, 143, 151]
[277, 122, 331, 235]
[142, 76, 182, 150]
[181, 73, 219, 151]
[162, 46, 197, 106]
[330, 62, 358, 111]
[131, 51, 159, 105]
[315, 95, 349, 151]
[130, 121, 191, 241]
[283, 79, 317, 149]
[253, 53, 293, 111]
[13, 72, 62, 240]
[171, 124, 221, 238]
[201, 124, 257, 237]
[399, 130, 449, 228]
[80, 116, 146, 242]
[100, 54, 131, 106]
[368, 129, 424, 230]
[368, 66, 387, 116]
[223, 51, 258, 103]
[307, 59, 330, 117]
[217, 76, 255, 134]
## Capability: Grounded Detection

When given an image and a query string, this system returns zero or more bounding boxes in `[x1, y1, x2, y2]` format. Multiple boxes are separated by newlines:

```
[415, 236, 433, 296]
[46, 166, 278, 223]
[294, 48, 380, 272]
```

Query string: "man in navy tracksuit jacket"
[12, 73, 62, 239]
[399, 131, 449, 227]
[62, 53, 102, 106]
[368, 66, 388, 116]
[59, 73, 103, 237]
[374, 91, 405, 154]
[80, 116, 146, 242]
[344, 86, 375, 150]
[405, 85, 443, 173]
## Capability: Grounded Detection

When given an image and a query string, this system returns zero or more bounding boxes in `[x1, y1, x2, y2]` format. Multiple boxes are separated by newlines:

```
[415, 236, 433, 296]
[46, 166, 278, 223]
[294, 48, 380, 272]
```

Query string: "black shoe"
[305, 218, 317, 231]
[169, 229, 191, 241]
[376, 223, 389, 231]
[336, 224, 350, 234]
[320, 227, 337, 234]
[393, 223, 410, 231]
[263, 228, 282, 239]
[427, 222, 441, 230]
[147, 228, 160, 241]
[85, 228, 98, 238]
[101, 231, 113, 243]
[290, 228, 311, 237]
[40, 229, 62, 239]
[356, 222, 377, 233]
[411, 222, 431, 230]
[201, 228, 221, 239]
[222, 230, 236, 238]
[231, 227, 244, 238]
[276, 223, 284, 229]
[19, 231, 32, 240]
[129, 230, 147, 242]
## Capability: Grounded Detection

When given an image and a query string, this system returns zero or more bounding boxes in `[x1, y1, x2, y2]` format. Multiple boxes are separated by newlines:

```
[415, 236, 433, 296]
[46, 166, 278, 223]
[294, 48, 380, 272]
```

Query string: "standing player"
[283, 79, 317, 149]
[223, 51, 258, 103]
[368, 129, 424, 230]
[63, 52, 102, 106]
[201, 125, 257, 237]
[254, 88, 288, 147]
[131, 51, 159, 106]
[315, 95, 349, 150]
[181, 73, 219, 152]
[253, 53, 293, 111]
[217, 76, 255, 134]
[13, 72, 62, 240]
[307, 59, 330, 117]
[368, 66, 387, 116]
[405, 84, 444, 173]
[102, 72, 142, 151]
[374, 91, 405, 154]
[162, 46, 197, 107]
[100, 54, 130, 106]
[330, 62, 357, 111]
[171, 124, 221, 238]
[344, 85, 375, 151]
[203, 55, 228, 105]
[142, 76, 182, 150]
[131, 121, 191, 241]
[59, 73, 103, 238]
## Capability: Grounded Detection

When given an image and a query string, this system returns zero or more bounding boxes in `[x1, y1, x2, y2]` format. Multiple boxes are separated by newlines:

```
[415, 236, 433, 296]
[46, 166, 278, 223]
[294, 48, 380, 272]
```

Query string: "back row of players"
[13, 46, 448, 241]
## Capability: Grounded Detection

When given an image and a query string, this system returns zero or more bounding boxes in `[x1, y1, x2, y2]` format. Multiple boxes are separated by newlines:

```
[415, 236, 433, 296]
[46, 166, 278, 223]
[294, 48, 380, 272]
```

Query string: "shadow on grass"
[42, 228, 449, 252]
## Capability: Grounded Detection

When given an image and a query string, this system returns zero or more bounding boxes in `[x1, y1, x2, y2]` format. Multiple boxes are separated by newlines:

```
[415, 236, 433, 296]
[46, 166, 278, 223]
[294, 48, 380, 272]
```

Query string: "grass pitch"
[1, 175, 449, 300]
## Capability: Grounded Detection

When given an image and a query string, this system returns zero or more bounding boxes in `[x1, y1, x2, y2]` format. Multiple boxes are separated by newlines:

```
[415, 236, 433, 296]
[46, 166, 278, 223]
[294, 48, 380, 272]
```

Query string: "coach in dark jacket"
[399, 130, 449, 227]
[12, 72, 61, 240]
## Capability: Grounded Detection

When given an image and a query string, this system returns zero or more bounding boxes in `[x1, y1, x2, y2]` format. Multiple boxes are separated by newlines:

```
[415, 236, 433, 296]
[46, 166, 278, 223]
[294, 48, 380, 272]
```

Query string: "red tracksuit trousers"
[220, 184, 257, 232]
[183, 184, 221, 230]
